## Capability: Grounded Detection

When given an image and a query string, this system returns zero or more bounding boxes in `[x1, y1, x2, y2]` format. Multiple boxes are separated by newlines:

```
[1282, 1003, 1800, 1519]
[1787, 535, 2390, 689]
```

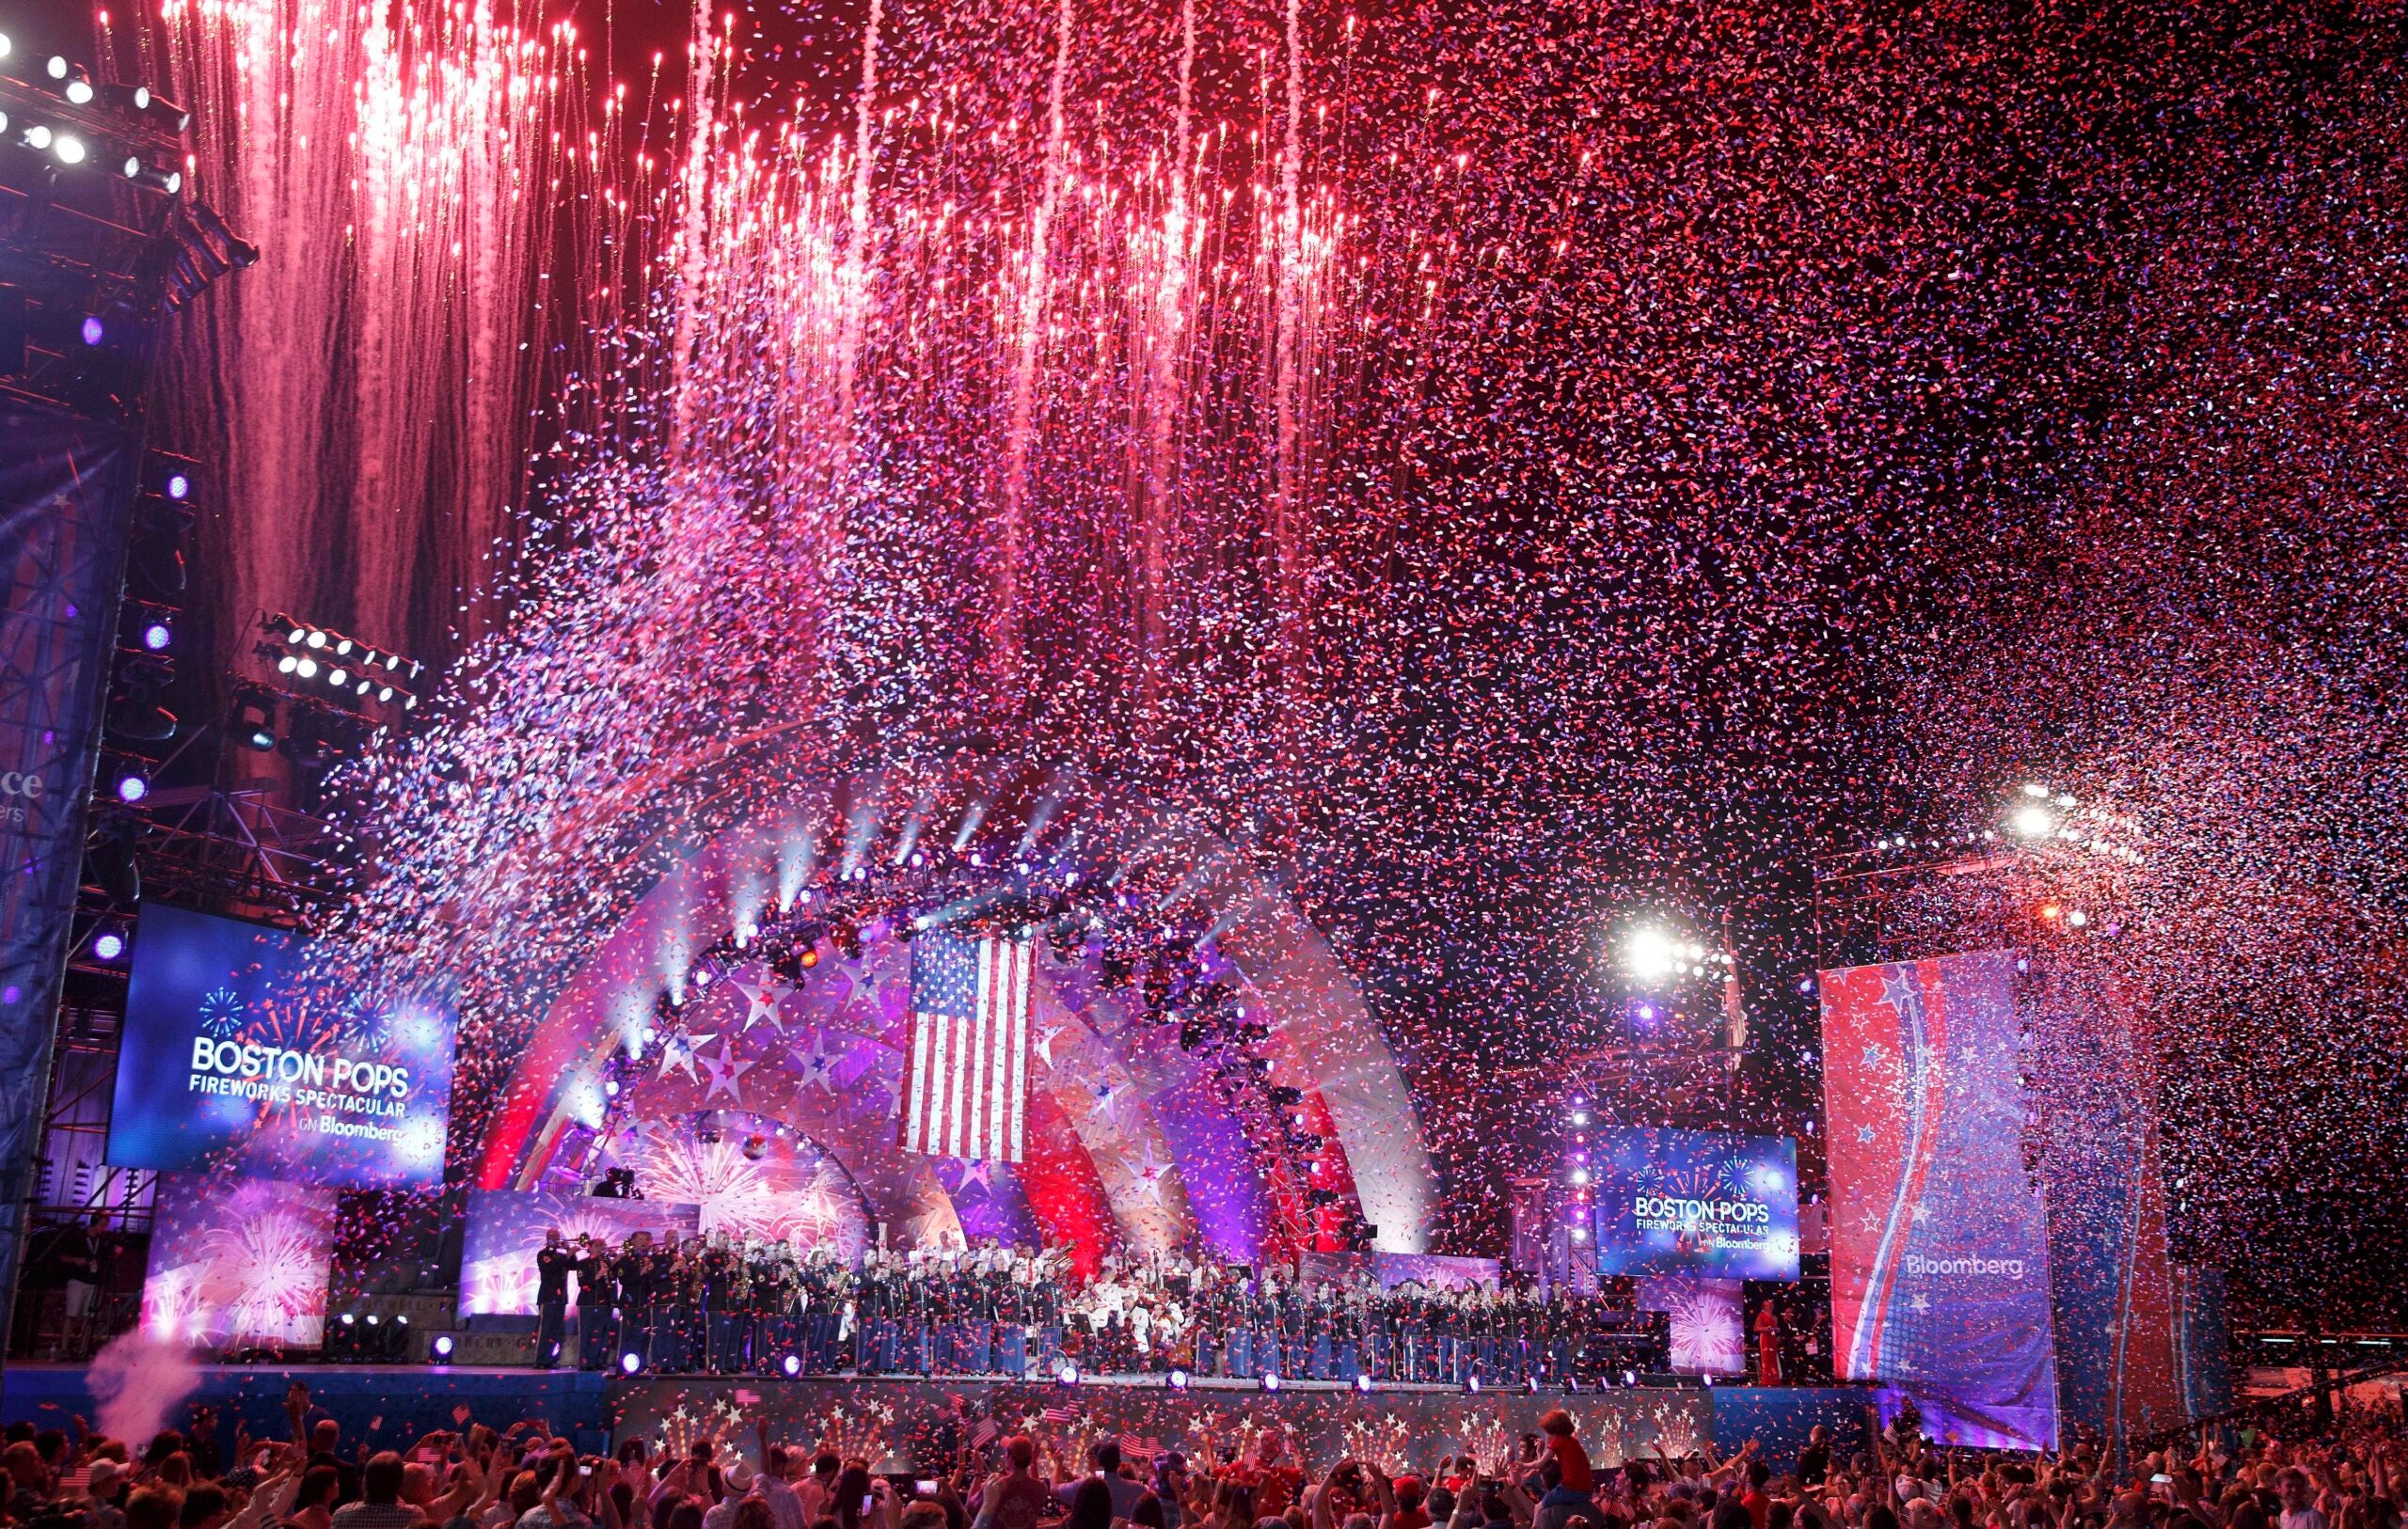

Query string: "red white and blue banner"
[900, 930, 1033, 1162]
[1820, 951, 2059, 1450]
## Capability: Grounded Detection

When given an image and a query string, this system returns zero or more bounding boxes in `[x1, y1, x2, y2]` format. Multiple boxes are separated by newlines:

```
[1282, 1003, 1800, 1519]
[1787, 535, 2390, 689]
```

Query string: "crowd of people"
[532, 1231, 1663, 1384]
[3, 1379, 2403, 1529]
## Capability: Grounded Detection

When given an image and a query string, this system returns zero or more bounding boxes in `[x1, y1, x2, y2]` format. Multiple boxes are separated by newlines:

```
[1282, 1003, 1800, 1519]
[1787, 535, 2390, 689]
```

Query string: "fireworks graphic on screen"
[198, 986, 247, 1040]
[1660, 1282, 1743, 1375]
[610, 1117, 869, 1252]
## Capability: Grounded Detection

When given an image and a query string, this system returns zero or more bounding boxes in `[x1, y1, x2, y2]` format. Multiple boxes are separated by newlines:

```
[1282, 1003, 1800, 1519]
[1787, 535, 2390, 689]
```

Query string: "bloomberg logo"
[1904, 1253, 2027, 1280]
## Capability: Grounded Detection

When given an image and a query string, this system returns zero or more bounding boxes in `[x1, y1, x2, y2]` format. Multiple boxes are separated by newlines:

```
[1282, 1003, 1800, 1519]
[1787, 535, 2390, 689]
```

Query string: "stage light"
[65, 80, 94, 105]
[91, 928, 126, 961]
[24, 124, 50, 150]
[781, 1353, 802, 1377]
[54, 134, 87, 165]
[306, 630, 326, 649]
[0, 33, 10, 57]
[1526, 1376, 1541, 1394]
[1259, 1372, 1280, 1392]
[1622, 925, 1676, 985]
[1569, 1168, 1590, 1186]
[431, 1333, 455, 1363]
[328, 668, 348, 687]
[2067, 908, 2089, 928]
[1354, 1374, 1373, 1394]
[340, 1312, 356, 1326]
[2010, 804, 2053, 839]
[620, 1351, 644, 1374]
[2039, 903, 2062, 922]
[296, 658, 318, 679]
[1465, 1376, 1481, 1394]
[1623, 1369, 1638, 1387]
[114, 772, 148, 805]
[44, 55, 67, 79]
[1570, 1110, 1588, 1126]
[79, 314, 103, 345]
[1055, 1363, 1080, 1385]
[1164, 1369, 1188, 1390]
[277, 655, 298, 674]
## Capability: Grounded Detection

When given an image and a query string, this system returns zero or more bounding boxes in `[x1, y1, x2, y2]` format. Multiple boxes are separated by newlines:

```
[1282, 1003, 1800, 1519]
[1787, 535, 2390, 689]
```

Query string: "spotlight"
[429, 1333, 455, 1363]
[781, 1352, 802, 1377]
[1623, 1369, 1638, 1387]
[340, 1312, 356, 1326]
[1259, 1372, 1280, 1393]
[141, 621, 171, 652]
[113, 772, 148, 805]
[1525, 1376, 1541, 1394]
[1622, 925, 1677, 985]
[1353, 1374, 1373, 1394]
[80, 315, 103, 346]
[620, 1351, 643, 1375]
[1055, 1363, 1080, 1386]
[1465, 1376, 1481, 1394]
[1164, 1369, 1188, 1391]
[55, 133, 87, 165]
[2010, 804, 2054, 839]
[90, 927, 126, 961]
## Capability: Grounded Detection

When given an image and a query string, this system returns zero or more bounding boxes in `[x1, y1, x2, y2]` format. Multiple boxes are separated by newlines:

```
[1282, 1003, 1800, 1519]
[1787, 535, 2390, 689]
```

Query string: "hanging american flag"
[900, 929, 1034, 1161]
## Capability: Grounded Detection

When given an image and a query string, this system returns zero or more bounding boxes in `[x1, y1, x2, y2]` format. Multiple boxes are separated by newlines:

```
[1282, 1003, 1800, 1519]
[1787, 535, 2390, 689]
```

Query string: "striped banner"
[900, 930, 1034, 1162]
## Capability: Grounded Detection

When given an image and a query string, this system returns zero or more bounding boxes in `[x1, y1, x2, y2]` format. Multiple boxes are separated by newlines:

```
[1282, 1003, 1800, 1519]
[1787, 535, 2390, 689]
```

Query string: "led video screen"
[1590, 1127, 1799, 1280]
[106, 905, 456, 1188]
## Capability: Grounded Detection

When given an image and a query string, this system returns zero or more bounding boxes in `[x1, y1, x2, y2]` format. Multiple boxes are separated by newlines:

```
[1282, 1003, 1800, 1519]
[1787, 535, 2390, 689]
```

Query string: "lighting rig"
[233, 614, 424, 796]
[0, 35, 254, 418]
[73, 450, 198, 975]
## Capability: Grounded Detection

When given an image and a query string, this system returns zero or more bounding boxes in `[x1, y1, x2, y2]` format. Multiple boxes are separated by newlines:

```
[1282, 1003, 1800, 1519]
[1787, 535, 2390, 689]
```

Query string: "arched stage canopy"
[469, 751, 1434, 1269]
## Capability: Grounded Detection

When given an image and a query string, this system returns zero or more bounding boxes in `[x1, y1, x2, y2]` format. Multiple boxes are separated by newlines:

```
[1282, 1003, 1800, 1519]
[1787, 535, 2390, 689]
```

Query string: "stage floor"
[1, 1364, 1872, 1475]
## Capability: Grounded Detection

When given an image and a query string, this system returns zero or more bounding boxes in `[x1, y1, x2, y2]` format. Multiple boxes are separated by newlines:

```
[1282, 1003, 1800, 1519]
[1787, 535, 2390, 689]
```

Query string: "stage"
[0, 1364, 1872, 1474]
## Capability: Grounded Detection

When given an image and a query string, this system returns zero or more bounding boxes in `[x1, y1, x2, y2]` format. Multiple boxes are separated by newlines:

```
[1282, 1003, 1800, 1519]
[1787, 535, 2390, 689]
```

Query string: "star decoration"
[734, 979, 793, 1035]
[700, 1041, 753, 1102]
[1856, 1124, 1877, 1143]
[1909, 1200, 1933, 1224]
[789, 1027, 850, 1092]
[1908, 1292, 1931, 1313]
[951, 1157, 998, 1197]
[1127, 1143, 1175, 1206]
[1861, 1044, 1885, 1069]
[1035, 1023, 1072, 1070]
[657, 1030, 715, 1082]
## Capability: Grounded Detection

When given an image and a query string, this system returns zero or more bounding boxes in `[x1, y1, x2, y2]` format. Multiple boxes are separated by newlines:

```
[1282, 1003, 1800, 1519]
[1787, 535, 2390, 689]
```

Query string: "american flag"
[1039, 1402, 1084, 1425]
[1117, 1433, 1163, 1465]
[900, 929, 1035, 1161]
[970, 1419, 1001, 1451]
